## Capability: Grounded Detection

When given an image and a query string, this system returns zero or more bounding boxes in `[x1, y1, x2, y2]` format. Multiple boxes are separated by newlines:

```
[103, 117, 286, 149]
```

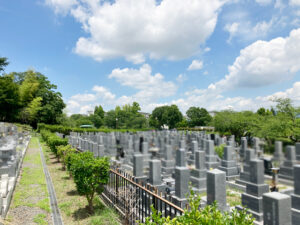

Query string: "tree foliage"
[186, 107, 212, 127]
[149, 105, 183, 129]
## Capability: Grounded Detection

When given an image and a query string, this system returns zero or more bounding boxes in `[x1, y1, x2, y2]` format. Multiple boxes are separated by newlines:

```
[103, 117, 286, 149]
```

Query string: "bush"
[141, 189, 254, 225]
[215, 144, 226, 159]
[71, 152, 110, 212]
[57, 145, 77, 170]
[40, 129, 68, 156]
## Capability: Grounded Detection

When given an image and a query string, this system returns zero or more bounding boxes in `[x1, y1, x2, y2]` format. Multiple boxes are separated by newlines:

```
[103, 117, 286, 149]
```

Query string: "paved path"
[38, 139, 64, 225]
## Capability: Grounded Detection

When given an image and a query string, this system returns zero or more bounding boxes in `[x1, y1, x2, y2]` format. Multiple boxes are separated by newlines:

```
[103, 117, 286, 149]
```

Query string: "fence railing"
[101, 168, 184, 224]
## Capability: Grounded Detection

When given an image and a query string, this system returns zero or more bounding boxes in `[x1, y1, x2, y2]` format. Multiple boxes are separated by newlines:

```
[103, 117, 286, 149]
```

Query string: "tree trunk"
[87, 196, 94, 213]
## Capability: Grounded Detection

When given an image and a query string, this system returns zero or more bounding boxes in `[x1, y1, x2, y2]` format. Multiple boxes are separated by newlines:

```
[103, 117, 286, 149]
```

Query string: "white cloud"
[187, 60, 203, 71]
[47, 0, 228, 63]
[65, 64, 177, 114]
[45, 0, 77, 14]
[256, 0, 272, 5]
[176, 74, 187, 83]
[92, 86, 116, 100]
[109, 64, 177, 102]
[70, 93, 96, 102]
[290, 0, 300, 6]
[216, 28, 300, 90]
[224, 19, 273, 42]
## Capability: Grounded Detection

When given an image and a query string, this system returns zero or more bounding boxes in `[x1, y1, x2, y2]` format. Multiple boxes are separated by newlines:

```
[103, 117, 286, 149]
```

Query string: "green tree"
[150, 105, 183, 129]
[71, 152, 110, 212]
[94, 105, 105, 119]
[186, 107, 212, 127]
[0, 75, 20, 121]
[0, 57, 9, 73]
[22, 97, 43, 124]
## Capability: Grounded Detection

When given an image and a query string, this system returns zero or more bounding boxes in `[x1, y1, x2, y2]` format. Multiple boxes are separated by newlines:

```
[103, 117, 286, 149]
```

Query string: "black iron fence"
[101, 169, 184, 224]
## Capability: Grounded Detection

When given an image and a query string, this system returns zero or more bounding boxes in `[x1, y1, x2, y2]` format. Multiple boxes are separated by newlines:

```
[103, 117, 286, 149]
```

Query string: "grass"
[33, 213, 47, 225]
[226, 190, 242, 206]
[39, 137, 121, 225]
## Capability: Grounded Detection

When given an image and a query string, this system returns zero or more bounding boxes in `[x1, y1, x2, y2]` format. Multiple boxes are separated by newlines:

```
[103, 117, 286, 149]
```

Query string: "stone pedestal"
[272, 141, 285, 165]
[263, 192, 291, 225]
[236, 149, 255, 186]
[161, 145, 174, 176]
[133, 153, 147, 182]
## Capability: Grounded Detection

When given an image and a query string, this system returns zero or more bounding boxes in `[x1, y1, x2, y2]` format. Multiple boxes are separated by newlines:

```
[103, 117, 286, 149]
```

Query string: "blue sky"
[1, 0, 300, 115]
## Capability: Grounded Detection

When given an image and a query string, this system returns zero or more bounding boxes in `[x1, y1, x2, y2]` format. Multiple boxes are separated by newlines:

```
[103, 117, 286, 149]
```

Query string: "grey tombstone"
[205, 140, 219, 169]
[296, 143, 300, 161]
[190, 150, 206, 193]
[236, 159, 269, 221]
[133, 153, 147, 182]
[279, 146, 296, 180]
[149, 159, 165, 192]
[240, 137, 247, 160]
[207, 169, 227, 212]
[187, 140, 197, 165]
[98, 145, 105, 157]
[291, 165, 300, 225]
[161, 145, 175, 176]
[263, 192, 291, 225]
[172, 147, 189, 208]
[237, 148, 256, 186]
[272, 141, 285, 165]
[218, 145, 238, 180]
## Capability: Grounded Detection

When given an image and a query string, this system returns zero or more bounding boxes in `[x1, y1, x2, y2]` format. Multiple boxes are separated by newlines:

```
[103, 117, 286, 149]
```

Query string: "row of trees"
[0, 57, 65, 127]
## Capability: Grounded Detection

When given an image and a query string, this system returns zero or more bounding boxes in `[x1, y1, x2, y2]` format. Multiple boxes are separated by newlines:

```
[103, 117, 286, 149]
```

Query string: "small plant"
[215, 144, 226, 158]
[140, 188, 254, 225]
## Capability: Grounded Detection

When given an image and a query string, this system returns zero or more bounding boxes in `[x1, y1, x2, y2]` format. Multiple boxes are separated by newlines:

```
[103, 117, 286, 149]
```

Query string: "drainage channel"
[38, 139, 64, 225]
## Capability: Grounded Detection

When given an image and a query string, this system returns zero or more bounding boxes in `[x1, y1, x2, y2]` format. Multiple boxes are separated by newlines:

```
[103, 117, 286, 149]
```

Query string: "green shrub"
[57, 145, 77, 170]
[40, 129, 68, 156]
[141, 189, 254, 225]
[71, 152, 110, 212]
[215, 144, 226, 159]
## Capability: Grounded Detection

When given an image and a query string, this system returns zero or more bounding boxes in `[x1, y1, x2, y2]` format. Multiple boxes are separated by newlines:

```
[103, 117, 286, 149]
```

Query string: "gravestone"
[172, 148, 189, 208]
[218, 145, 238, 180]
[279, 146, 296, 180]
[149, 159, 165, 192]
[133, 153, 147, 182]
[240, 137, 247, 160]
[161, 145, 175, 176]
[205, 140, 219, 169]
[190, 150, 206, 193]
[207, 169, 227, 212]
[236, 149, 255, 186]
[263, 192, 291, 225]
[236, 159, 269, 221]
[272, 141, 285, 166]
[296, 143, 300, 161]
[187, 141, 197, 165]
[291, 165, 300, 225]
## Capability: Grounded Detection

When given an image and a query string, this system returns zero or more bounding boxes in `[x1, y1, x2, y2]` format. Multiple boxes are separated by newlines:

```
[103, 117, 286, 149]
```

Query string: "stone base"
[190, 176, 206, 191]
[292, 208, 300, 225]
[162, 167, 174, 175]
[292, 194, 300, 210]
[236, 178, 248, 186]
[218, 166, 238, 178]
[246, 183, 269, 197]
[205, 161, 219, 170]
[151, 184, 166, 193]
[172, 195, 188, 208]
[279, 166, 294, 180]
[241, 193, 263, 217]
[135, 176, 147, 184]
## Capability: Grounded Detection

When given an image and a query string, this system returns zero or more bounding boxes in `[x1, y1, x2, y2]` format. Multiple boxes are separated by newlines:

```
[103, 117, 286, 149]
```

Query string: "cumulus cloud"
[187, 60, 203, 71]
[216, 28, 300, 90]
[224, 19, 274, 42]
[290, 0, 300, 6]
[65, 64, 177, 114]
[47, 0, 227, 63]
[256, 0, 273, 5]
[45, 0, 77, 14]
